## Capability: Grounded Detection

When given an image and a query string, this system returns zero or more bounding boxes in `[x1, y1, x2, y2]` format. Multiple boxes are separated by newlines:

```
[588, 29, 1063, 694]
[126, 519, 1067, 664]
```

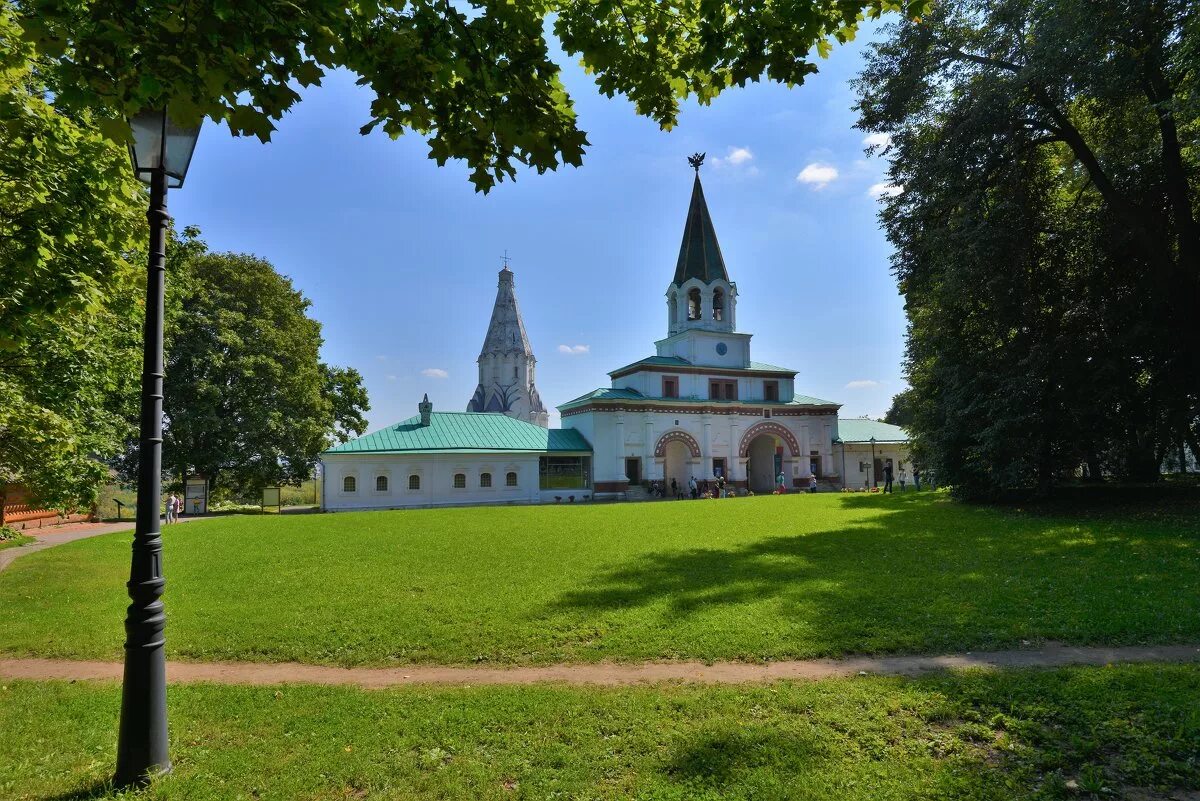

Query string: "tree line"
[860, 0, 1198, 498]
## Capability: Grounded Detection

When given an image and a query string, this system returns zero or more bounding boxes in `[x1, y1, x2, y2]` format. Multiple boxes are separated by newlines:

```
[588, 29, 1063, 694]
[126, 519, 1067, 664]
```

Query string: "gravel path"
[1, 644, 1197, 688]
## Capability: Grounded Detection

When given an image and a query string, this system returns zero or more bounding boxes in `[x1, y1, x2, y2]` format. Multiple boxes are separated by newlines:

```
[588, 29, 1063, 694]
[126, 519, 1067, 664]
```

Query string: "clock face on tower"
[715, 342, 728, 355]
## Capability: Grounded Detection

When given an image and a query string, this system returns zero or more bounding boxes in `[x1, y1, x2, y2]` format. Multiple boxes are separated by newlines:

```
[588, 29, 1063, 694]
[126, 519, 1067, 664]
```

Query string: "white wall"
[565, 407, 840, 496]
[834, 443, 913, 490]
[321, 452, 556, 510]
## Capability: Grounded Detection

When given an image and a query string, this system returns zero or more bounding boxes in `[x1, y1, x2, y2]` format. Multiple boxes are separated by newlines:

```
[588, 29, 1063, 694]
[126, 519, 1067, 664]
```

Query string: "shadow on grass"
[550, 492, 1200, 654]
[40, 780, 118, 801]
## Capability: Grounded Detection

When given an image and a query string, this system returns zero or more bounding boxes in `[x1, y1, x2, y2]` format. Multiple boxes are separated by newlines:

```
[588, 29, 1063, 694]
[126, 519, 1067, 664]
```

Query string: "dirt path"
[1, 643, 1196, 688]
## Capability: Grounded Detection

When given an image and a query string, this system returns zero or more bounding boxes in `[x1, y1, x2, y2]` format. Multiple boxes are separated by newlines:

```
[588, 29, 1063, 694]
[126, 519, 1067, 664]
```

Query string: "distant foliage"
[856, 0, 1200, 498]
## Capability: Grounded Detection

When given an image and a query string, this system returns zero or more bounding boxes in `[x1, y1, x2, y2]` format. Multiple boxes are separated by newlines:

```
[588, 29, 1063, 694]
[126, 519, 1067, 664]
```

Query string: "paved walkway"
[1, 644, 1196, 688]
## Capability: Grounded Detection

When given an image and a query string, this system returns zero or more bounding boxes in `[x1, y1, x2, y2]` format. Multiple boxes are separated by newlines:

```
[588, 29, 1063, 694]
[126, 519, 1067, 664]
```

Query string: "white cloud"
[845, 379, 881, 390]
[557, 344, 590, 355]
[710, 147, 759, 175]
[867, 182, 903, 198]
[421, 368, 449, 378]
[796, 162, 839, 189]
[862, 132, 892, 150]
[386, 374, 397, 382]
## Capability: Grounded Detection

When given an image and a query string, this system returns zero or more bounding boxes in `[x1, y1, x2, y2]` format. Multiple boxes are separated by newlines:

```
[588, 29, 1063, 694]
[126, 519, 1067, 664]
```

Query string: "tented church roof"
[672, 173, 730, 285]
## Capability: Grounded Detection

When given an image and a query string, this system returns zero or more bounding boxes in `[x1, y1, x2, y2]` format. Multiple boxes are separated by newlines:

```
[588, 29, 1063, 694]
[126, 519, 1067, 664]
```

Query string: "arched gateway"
[655, 430, 701, 493]
[739, 421, 800, 494]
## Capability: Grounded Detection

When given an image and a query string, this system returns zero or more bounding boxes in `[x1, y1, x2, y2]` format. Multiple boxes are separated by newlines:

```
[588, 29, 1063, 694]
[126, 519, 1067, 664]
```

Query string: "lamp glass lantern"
[129, 109, 201, 189]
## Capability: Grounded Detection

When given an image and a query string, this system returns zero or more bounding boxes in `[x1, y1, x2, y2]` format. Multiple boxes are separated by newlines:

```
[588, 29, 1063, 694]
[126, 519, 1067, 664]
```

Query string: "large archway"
[655, 430, 700, 495]
[747, 434, 779, 493]
[663, 440, 692, 495]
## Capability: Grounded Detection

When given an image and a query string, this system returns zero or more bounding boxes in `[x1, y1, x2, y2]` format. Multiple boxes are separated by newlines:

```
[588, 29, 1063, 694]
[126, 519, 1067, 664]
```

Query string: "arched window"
[713, 287, 724, 321]
[453, 473, 466, 489]
[408, 474, 420, 490]
[375, 475, 388, 492]
[506, 471, 518, 487]
[343, 476, 356, 493]
[480, 472, 492, 488]
[687, 287, 702, 320]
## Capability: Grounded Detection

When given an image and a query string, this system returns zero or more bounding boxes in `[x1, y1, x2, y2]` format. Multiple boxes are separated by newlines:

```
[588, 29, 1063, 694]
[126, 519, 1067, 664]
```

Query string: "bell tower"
[666, 153, 737, 337]
[467, 263, 549, 427]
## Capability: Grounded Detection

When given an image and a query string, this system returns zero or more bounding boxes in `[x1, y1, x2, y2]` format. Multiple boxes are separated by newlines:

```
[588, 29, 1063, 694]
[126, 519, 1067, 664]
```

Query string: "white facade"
[835, 442, 913, 490]
[321, 452, 592, 510]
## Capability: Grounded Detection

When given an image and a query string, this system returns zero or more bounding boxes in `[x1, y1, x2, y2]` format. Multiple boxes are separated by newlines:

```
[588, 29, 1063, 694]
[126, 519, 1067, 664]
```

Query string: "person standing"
[913, 468, 922, 491]
[776, 471, 786, 494]
[671, 477, 679, 500]
[809, 474, 818, 493]
[164, 493, 176, 524]
[688, 475, 698, 499]
[883, 462, 894, 493]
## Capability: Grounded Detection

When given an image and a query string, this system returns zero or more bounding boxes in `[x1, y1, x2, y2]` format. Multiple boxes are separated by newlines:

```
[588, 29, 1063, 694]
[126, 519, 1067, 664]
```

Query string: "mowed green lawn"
[3, 665, 1199, 800]
[1, 493, 1198, 666]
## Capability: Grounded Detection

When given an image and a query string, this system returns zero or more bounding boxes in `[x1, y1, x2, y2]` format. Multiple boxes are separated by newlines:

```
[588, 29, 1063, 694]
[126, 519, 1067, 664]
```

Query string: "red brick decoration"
[654, 429, 702, 458]
[738, 421, 801, 458]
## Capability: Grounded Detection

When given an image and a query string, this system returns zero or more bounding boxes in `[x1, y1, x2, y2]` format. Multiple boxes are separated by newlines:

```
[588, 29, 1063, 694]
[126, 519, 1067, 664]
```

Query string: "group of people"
[879, 464, 935, 493]
[164, 492, 184, 523]
[656, 474, 734, 500]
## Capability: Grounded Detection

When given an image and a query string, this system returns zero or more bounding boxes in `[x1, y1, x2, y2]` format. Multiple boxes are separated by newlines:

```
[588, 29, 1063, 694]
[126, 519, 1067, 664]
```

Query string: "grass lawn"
[2, 664, 1198, 800]
[0, 493, 1197, 666]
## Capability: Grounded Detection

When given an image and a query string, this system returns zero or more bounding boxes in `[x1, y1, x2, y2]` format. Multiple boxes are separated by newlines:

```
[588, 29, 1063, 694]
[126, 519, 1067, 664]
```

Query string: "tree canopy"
[856, 0, 1199, 497]
[155, 233, 369, 495]
[15, 0, 928, 191]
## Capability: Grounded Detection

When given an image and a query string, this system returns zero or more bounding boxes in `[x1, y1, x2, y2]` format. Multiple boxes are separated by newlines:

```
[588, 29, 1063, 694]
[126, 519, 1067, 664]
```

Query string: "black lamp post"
[869, 436, 877, 490]
[114, 108, 201, 789]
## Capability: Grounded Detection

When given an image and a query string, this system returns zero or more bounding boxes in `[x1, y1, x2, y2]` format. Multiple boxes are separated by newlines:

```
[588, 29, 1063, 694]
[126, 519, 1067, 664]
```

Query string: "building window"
[540, 456, 592, 490]
[409, 474, 420, 490]
[687, 287, 702, 320]
[763, 408, 772, 418]
[713, 287, 724, 321]
[375, 475, 388, 492]
[712, 458, 726, 478]
[480, 472, 492, 488]
[764, 381, 779, 402]
[506, 471, 518, 487]
[453, 473, 466, 489]
[342, 476, 356, 493]
[662, 376, 679, 398]
[709, 379, 737, 400]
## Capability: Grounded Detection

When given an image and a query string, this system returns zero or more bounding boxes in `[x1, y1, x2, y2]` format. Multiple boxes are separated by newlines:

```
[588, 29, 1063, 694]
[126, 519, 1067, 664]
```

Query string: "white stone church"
[320, 159, 909, 510]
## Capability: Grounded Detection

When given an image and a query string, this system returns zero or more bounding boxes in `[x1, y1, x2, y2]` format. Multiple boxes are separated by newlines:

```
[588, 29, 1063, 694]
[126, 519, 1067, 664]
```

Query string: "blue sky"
[171, 20, 905, 431]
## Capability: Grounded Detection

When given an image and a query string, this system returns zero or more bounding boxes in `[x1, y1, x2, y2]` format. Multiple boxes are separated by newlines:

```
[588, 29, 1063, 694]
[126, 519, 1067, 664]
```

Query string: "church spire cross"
[688, 152, 706, 173]
[501, 249, 511, 270]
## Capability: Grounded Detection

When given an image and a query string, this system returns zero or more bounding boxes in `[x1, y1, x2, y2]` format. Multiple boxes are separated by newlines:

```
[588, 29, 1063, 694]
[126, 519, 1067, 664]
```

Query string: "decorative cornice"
[560, 401, 837, 418]
[609, 363, 795, 380]
[654, 429, 702, 458]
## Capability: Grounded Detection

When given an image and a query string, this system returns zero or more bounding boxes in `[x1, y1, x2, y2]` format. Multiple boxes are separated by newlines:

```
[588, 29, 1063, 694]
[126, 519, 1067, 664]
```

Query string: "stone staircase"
[624, 486, 652, 502]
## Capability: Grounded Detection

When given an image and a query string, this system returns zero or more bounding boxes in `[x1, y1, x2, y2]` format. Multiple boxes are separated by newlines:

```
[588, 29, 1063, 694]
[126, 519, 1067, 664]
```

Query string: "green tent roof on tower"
[673, 169, 729, 285]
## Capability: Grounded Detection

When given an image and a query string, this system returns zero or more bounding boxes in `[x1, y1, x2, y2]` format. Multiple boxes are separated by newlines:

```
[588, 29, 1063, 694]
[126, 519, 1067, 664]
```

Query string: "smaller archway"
[747, 435, 779, 493]
[687, 287, 702, 320]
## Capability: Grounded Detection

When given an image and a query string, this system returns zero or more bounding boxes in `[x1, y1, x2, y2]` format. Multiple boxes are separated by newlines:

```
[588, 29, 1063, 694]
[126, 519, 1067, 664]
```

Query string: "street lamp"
[115, 108, 201, 789]
[869, 436, 877, 490]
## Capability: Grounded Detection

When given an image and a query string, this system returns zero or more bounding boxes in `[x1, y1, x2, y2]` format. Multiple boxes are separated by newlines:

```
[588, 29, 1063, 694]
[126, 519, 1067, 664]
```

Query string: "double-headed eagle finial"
[688, 152, 706, 173]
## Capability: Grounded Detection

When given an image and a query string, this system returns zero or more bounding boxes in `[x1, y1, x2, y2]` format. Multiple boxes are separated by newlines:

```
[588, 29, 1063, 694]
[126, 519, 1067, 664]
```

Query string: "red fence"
[0, 484, 93, 530]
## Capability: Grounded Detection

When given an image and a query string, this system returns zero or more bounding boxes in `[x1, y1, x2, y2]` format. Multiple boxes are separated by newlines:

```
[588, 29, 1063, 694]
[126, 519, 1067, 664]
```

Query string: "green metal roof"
[324, 412, 592, 454]
[834, 419, 910, 444]
[558, 387, 838, 411]
[609, 356, 796, 376]
[674, 174, 730, 285]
